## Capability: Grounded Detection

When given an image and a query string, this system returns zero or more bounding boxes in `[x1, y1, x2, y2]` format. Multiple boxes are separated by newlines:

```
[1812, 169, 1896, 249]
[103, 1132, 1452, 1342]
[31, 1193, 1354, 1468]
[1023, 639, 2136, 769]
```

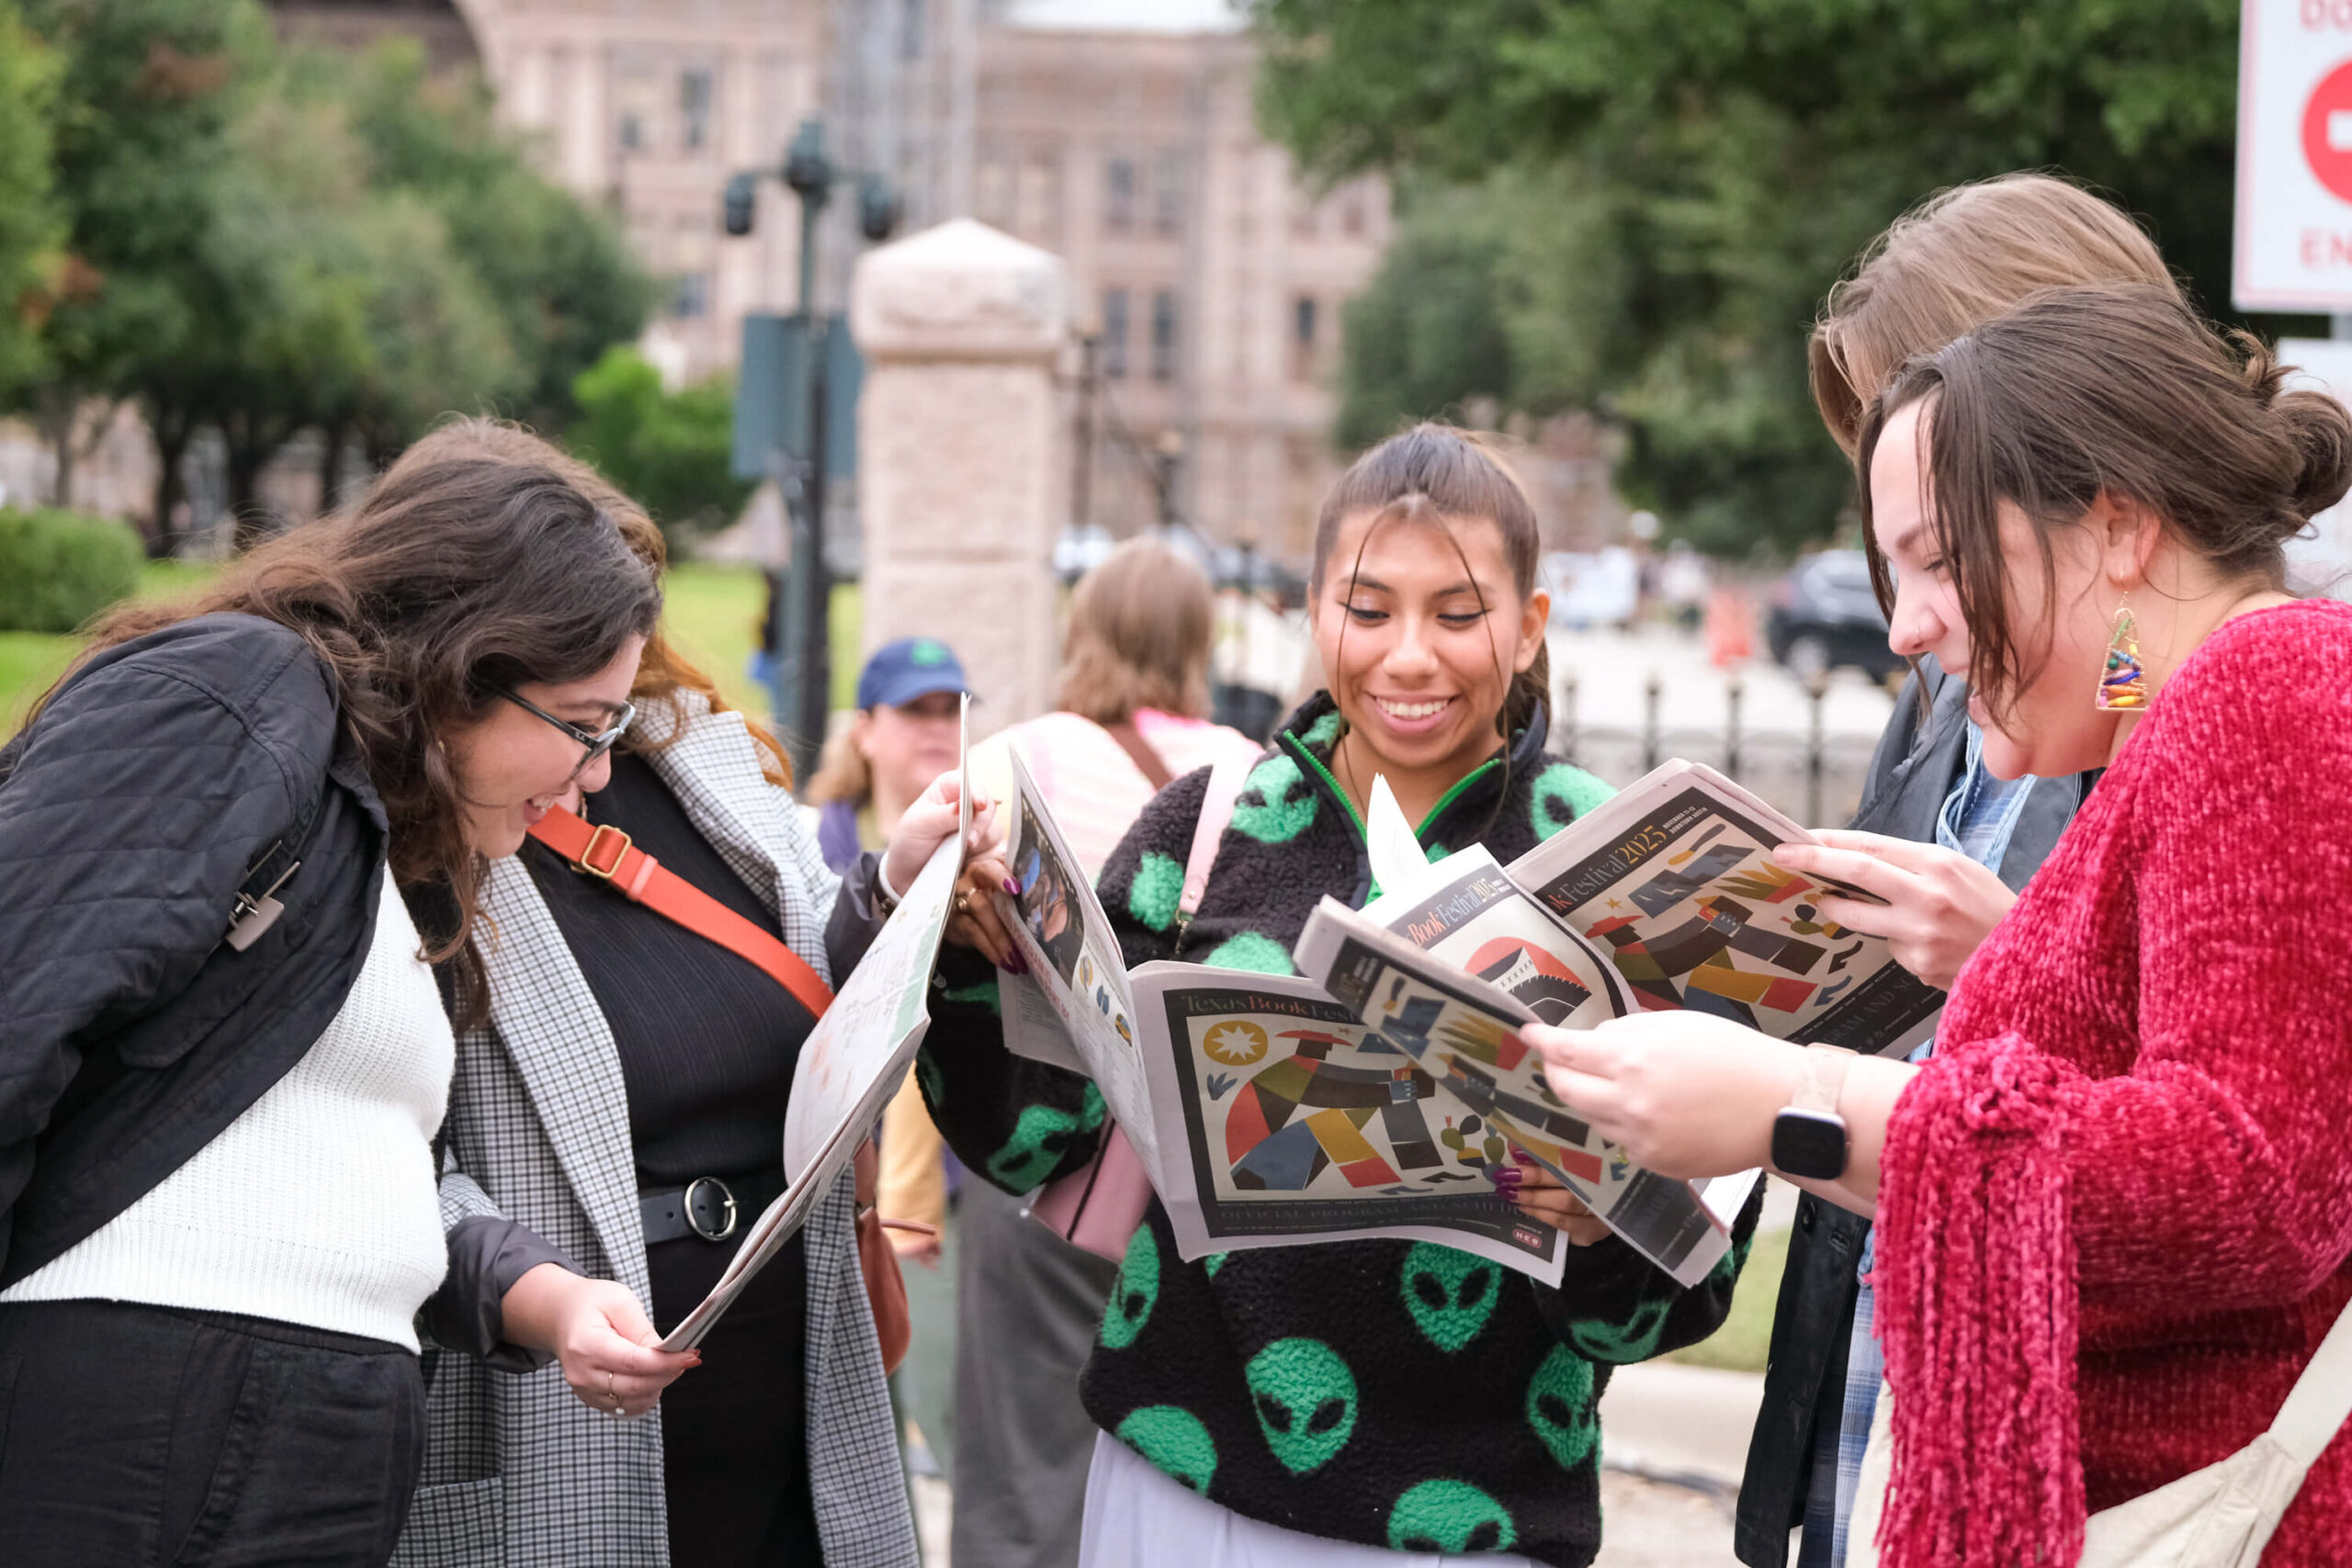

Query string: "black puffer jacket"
[0, 614, 387, 1286]
[920, 693, 1762, 1568]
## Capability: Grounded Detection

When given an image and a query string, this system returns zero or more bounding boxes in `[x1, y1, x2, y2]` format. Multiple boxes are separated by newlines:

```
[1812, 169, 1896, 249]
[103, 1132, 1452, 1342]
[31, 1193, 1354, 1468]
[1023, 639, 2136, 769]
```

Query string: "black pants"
[0, 1299, 424, 1567]
[650, 1230, 821, 1566]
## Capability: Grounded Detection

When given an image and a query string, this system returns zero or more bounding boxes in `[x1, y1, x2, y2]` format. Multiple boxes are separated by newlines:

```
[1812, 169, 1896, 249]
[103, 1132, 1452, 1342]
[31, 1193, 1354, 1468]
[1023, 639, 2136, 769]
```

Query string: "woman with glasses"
[0, 426, 662, 1566]
[398, 423, 978, 1568]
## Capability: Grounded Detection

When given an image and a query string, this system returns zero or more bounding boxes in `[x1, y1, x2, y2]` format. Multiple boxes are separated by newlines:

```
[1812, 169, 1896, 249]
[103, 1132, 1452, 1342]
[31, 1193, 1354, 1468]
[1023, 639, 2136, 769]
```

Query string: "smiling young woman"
[1527, 286, 2352, 1567]
[919, 423, 1762, 1568]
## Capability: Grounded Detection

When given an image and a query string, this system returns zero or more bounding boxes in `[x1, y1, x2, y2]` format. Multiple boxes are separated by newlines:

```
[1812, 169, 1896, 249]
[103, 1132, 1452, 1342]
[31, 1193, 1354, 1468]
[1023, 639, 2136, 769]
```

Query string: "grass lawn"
[1666, 1224, 1788, 1374]
[0, 558, 864, 732]
[652, 564, 864, 722]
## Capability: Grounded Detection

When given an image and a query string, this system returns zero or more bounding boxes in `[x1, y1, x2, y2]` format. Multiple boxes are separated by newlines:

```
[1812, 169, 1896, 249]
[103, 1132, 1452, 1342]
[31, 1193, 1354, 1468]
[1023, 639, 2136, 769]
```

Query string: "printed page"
[1295, 900, 1736, 1287]
[1127, 963, 1566, 1287]
[663, 697, 972, 1351]
[1359, 844, 1631, 1029]
[1506, 761, 1942, 1057]
[986, 748, 1164, 1184]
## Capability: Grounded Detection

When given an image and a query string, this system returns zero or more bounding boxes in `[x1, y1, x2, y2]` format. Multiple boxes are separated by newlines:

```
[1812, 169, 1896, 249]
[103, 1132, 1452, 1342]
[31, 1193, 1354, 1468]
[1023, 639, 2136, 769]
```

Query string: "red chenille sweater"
[1873, 599, 2352, 1568]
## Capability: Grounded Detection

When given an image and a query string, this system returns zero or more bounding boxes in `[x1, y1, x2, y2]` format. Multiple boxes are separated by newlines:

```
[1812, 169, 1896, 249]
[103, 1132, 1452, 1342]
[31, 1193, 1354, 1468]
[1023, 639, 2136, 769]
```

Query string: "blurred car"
[1544, 547, 1640, 630]
[1766, 549, 1904, 681]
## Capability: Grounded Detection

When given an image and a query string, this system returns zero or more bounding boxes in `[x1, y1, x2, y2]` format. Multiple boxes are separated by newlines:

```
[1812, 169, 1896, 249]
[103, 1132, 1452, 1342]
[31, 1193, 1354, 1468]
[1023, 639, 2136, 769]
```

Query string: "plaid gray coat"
[392, 692, 918, 1568]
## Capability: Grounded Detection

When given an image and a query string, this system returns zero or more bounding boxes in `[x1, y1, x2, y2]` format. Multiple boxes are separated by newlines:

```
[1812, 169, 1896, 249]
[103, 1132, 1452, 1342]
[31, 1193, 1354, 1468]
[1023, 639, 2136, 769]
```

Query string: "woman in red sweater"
[1529, 282, 2352, 1567]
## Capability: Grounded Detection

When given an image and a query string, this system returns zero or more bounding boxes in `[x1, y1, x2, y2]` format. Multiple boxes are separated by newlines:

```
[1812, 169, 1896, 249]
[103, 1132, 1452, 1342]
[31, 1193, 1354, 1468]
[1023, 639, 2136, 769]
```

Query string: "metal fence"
[1554, 668, 1884, 830]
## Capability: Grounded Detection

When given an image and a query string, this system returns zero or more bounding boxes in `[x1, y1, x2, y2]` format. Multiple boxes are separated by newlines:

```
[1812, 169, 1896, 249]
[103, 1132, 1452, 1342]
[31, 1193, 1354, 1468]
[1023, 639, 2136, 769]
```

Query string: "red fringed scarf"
[1873, 1033, 2083, 1568]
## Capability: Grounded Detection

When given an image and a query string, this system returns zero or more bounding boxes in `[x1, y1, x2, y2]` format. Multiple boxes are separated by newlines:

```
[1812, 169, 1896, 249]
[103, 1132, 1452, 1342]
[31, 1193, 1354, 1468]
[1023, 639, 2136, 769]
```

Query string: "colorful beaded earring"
[2096, 595, 2148, 711]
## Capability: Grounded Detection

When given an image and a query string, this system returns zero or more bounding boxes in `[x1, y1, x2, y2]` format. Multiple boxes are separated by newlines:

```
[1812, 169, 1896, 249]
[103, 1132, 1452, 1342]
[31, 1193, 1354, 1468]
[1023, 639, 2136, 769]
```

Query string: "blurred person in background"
[1728, 174, 2182, 1568]
[953, 538, 1261, 1568]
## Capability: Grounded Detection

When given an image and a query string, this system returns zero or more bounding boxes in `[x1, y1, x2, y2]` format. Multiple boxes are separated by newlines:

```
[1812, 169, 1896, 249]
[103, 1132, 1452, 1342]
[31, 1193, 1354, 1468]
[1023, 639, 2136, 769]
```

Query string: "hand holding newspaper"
[661, 697, 974, 1351]
[938, 752, 1942, 1293]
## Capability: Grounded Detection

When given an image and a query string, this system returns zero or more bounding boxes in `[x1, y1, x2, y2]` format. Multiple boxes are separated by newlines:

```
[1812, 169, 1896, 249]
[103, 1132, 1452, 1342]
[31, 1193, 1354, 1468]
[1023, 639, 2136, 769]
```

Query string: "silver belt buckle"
[684, 1176, 739, 1242]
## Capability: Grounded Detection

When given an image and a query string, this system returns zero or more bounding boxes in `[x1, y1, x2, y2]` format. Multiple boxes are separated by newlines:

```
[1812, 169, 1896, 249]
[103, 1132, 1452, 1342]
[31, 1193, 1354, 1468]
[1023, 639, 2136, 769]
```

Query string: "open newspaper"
[661, 698, 971, 1351]
[989, 752, 1942, 1289]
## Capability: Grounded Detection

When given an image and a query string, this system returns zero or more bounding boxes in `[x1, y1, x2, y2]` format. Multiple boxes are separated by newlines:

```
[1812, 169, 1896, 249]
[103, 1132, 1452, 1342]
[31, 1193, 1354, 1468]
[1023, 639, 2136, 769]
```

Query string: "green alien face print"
[985, 1093, 1102, 1190]
[1530, 761, 1613, 840]
[1244, 1338, 1358, 1475]
[1127, 850, 1185, 931]
[1402, 1243, 1501, 1354]
[1229, 753, 1319, 844]
[1385, 1478, 1518, 1553]
[1100, 1224, 1161, 1350]
[1526, 1345, 1599, 1469]
[1568, 1291, 1673, 1363]
[1116, 1405, 1217, 1495]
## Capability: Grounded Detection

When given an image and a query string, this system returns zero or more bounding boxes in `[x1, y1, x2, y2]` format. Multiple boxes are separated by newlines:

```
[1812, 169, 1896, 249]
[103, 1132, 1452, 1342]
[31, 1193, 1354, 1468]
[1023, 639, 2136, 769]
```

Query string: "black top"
[526, 751, 818, 1187]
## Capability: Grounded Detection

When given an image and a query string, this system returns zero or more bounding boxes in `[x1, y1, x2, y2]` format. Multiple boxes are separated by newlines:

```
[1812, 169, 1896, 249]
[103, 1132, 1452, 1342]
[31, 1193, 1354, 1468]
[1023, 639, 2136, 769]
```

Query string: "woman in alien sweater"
[918, 426, 1759, 1567]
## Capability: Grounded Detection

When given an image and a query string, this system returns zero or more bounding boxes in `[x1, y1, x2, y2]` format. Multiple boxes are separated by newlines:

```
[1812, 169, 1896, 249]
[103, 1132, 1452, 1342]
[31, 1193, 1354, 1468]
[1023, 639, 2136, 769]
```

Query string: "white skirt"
[1078, 1432, 1544, 1567]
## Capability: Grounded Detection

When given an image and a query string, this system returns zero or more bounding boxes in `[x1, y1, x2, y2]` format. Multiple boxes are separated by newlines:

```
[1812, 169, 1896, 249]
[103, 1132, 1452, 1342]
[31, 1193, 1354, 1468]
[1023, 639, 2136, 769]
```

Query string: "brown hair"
[1813, 175, 2177, 457]
[1057, 538, 1216, 724]
[802, 721, 867, 807]
[412, 419, 794, 789]
[1857, 284, 2352, 720]
[47, 423, 664, 1021]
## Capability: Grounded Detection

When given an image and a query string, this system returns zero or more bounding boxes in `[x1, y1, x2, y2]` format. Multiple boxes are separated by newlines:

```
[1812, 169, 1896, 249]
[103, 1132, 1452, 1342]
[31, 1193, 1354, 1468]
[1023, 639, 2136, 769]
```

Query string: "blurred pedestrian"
[1732, 174, 2180, 1568]
[0, 433, 662, 1566]
[927, 424, 1761, 1568]
[397, 423, 975, 1568]
[952, 538, 1261, 1568]
[1531, 284, 2352, 1568]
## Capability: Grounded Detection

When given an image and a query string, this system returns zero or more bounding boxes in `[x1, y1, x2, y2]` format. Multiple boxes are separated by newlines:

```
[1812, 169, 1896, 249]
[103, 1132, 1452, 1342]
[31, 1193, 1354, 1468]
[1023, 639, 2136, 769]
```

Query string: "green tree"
[1333, 183, 1514, 449]
[1256, 0, 2257, 556]
[0, 1, 59, 406]
[18, 0, 273, 531]
[332, 39, 652, 435]
[568, 345, 752, 548]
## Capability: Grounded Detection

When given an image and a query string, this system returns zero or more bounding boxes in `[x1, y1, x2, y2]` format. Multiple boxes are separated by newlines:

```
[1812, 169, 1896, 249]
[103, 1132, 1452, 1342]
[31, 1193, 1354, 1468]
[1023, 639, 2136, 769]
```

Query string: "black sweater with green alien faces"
[916, 694, 1762, 1566]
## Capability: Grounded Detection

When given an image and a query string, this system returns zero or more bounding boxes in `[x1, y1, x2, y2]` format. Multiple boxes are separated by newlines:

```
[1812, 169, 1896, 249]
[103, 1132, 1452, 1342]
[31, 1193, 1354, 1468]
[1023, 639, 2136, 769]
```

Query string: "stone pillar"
[851, 218, 1069, 730]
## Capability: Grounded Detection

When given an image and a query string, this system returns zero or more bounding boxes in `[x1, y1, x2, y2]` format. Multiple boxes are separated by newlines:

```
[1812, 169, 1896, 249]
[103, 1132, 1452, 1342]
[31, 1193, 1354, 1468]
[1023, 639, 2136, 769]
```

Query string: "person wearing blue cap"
[802, 636, 978, 1486]
[804, 637, 975, 875]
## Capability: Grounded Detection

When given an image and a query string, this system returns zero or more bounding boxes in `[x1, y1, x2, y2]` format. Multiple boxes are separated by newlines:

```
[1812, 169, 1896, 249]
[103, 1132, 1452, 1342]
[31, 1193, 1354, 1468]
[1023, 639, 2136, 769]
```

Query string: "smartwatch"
[1770, 1044, 1857, 1180]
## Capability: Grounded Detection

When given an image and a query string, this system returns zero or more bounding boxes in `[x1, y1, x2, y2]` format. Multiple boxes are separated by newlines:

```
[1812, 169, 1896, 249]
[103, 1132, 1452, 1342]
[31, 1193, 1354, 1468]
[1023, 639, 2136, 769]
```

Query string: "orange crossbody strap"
[526, 806, 834, 1022]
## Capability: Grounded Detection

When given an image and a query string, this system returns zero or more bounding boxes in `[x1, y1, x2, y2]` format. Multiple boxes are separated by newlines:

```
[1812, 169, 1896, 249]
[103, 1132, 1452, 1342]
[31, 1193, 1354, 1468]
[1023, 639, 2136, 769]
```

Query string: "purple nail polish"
[1510, 1149, 1535, 1168]
[1003, 877, 1020, 895]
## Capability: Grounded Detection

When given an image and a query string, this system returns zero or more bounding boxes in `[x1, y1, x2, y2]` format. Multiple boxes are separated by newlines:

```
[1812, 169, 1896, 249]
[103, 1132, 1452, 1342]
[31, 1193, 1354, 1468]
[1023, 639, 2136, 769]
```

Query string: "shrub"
[0, 506, 144, 633]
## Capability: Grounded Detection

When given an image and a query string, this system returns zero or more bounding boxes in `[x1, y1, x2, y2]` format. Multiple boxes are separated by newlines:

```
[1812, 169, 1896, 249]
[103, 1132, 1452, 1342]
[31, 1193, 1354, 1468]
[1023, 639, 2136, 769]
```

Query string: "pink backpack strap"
[1180, 754, 1253, 920]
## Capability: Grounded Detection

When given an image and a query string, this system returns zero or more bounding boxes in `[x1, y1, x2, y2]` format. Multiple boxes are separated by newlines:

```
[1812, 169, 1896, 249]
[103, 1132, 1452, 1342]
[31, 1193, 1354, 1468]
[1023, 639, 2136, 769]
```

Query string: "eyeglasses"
[501, 691, 636, 779]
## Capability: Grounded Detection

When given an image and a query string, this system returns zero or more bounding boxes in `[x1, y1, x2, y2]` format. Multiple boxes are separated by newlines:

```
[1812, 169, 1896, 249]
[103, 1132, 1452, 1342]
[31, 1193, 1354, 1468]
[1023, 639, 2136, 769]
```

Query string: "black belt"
[639, 1169, 788, 1246]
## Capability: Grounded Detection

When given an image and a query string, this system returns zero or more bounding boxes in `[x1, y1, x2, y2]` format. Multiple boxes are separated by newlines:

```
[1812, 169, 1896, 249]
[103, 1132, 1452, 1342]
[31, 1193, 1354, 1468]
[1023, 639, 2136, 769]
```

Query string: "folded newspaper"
[660, 698, 972, 1352]
[993, 752, 1943, 1289]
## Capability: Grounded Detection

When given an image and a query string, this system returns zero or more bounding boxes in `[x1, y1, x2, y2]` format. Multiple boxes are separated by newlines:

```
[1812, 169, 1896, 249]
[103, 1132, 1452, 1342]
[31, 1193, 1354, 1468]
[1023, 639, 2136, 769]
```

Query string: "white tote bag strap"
[2269, 1291, 2352, 1468]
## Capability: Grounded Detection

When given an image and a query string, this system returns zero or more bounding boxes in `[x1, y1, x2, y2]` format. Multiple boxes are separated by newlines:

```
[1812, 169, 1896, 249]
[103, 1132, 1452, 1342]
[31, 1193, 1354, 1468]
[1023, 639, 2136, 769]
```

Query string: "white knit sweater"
[2, 874, 455, 1348]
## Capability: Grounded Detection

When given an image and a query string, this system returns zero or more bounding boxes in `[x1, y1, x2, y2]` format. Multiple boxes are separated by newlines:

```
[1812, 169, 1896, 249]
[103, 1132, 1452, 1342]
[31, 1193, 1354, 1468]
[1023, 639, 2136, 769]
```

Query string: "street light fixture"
[720, 118, 901, 776]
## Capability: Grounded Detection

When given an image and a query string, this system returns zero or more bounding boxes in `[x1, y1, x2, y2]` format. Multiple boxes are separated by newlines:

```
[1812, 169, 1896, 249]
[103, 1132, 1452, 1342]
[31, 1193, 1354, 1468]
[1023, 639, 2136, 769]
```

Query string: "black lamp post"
[722, 118, 899, 776]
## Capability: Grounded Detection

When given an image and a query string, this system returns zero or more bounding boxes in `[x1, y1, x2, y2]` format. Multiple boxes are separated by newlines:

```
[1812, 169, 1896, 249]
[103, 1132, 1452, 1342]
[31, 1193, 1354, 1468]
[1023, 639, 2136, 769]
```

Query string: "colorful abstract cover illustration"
[1134, 968, 1566, 1284]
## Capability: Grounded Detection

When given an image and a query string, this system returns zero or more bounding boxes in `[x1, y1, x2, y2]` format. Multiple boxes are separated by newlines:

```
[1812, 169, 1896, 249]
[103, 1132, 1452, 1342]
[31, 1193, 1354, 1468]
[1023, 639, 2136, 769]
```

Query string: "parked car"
[1766, 549, 1905, 681]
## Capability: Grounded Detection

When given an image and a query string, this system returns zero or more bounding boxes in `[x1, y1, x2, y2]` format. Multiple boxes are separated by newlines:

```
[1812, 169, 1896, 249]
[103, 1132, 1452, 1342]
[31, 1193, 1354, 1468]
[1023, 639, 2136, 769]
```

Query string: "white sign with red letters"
[2237, 0, 2352, 310]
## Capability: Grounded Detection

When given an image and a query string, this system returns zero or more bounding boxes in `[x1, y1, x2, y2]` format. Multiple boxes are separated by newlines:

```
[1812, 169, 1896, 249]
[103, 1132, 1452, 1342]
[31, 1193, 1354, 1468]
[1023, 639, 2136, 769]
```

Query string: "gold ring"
[954, 890, 972, 915]
[605, 1371, 619, 1408]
